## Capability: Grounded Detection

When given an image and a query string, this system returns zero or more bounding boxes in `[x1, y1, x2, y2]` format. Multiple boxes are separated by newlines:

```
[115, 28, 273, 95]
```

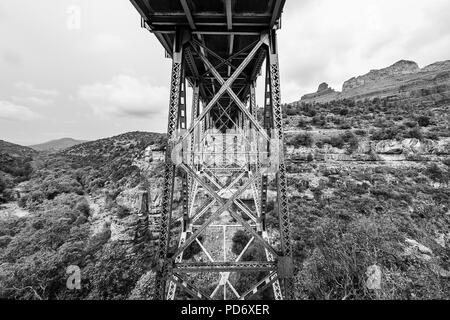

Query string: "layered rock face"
[342, 60, 419, 91]
[300, 59, 450, 103]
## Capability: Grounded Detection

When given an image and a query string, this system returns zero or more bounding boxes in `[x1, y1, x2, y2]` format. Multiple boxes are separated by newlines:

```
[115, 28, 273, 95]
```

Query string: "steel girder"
[154, 29, 185, 301]
[267, 31, 294, 299]
[154, 28, 293, 301]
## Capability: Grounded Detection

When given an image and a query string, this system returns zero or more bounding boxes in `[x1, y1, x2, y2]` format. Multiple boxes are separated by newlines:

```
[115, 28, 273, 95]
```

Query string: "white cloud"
[0, 100, 41, 121]
[78, 74, 168, 118]
[279, 0, 450, 101]
[14, 82, 60, 97]
[11, 82, 59, 108]
[12, 96, 53, 107]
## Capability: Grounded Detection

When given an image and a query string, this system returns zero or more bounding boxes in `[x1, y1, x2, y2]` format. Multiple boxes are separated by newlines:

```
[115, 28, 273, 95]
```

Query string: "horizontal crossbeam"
[175, 262, 277, 273]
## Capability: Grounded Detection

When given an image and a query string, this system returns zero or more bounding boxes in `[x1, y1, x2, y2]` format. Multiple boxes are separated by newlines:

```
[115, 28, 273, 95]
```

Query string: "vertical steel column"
[179, 69, 189, 232]
[259, 57, 283, 301]
[261, 58, 272, 232]
[249, 82, 261, 225]
[192, 85, 200, 154]
[267, 31, 294, 299]
[189, 84, 200, 219]
[188, 84, 200, 210]
[154, 29, 185, 300]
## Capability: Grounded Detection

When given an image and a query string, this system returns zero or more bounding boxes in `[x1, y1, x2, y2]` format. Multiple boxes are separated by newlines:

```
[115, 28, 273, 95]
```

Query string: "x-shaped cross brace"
[178, 36, 270, 148]
[173, 163, 279, 261]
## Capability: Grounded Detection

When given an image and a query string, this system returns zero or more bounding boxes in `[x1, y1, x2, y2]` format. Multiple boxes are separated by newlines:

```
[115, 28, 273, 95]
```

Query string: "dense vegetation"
[281, 97, 450, 299]
[283, 97, 450, 140]
[0, 132, 165, 299]
[1, 95, 449, 300]
[0, 140, 36, 204]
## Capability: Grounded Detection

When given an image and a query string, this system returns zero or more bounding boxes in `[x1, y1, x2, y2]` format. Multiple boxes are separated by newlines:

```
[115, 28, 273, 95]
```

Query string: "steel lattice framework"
[130, 0, 293, 300]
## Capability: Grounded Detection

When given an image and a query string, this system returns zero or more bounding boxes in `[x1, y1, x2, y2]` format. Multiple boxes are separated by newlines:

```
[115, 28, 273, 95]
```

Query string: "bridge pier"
[131, 0, 292, 301]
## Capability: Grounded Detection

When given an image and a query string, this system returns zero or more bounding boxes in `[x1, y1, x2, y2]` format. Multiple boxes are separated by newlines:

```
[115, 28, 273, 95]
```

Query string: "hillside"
[300, 59, 450, 104]
[29, 138, 88, 152]
[285, 81, 450, 298]
[0, 131, 166, 300]
[0, 140, 36, 159]
[1, 78, 450, 300]
[0, 140, 36, 203]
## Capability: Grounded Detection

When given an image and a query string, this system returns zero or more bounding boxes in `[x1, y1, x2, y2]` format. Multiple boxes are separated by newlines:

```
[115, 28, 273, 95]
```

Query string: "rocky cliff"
[300, 82, 339, 103]
[301, 59, 450, 104]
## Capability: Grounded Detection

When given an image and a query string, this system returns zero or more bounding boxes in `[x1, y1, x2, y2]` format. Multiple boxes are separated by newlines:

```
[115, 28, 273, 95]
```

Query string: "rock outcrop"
[343, 60, 419, 92]
[301, 82, 339, 103]
[300, 59, 450, 104]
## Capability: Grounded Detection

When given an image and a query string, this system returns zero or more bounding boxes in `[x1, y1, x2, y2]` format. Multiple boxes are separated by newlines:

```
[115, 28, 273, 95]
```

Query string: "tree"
[0, 176, 5, 193]
[232, 230, 251, 255]
[417, 116, 431, 127]
[290, 133, 313, 148]
[75, 200, 90, 216]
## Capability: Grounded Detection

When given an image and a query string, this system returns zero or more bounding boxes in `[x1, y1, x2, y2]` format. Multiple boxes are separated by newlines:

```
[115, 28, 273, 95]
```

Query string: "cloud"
[11, 96, 54, 107]
[14, 82, 60, 98]
[279, 0, 450, 101]
[78, 74, 168, 118]
[11, 82, 59, 107]
[0, 100, 41, 121]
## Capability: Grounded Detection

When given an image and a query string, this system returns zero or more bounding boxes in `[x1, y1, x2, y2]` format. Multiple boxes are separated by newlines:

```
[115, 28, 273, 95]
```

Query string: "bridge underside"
[131, 0, 285, 127]
[130, 0, 294, 300]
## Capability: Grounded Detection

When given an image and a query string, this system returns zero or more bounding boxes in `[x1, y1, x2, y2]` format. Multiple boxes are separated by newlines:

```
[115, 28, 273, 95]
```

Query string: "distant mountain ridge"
[29, 138, 88, 152]
[300, 59, 450, 104]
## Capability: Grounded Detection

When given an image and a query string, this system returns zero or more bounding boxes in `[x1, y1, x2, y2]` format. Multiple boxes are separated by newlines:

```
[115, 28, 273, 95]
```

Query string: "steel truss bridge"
[130, 0, 294, 300]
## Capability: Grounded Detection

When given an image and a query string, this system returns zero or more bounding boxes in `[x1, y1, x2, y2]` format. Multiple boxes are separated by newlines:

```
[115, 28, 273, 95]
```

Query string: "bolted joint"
[277, 256, 294, 279]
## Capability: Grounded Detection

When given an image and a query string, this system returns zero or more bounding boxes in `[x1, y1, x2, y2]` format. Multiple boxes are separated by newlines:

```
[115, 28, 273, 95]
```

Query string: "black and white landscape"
[0, 0, 449, 300]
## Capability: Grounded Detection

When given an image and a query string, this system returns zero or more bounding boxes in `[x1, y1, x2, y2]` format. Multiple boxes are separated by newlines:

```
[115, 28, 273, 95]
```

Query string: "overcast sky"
[1, 0, 449, 145]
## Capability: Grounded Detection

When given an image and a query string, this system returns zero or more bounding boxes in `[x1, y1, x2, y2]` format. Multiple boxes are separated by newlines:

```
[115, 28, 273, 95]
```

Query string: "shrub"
[0, 235, 12, 248]
[30, 190, 45, 203]
[294, 216, 408, 300]
[425, 164, 448, 183]
[232, 230, 251, 255]
[404, 121, 418, 128]
[115, 205, 130, 219]
[75, 200, 90, 216]
[290, 133, 313, 148]
[74, 215, 88, 225]
[312, 116, 326, 127]
[182, 235, 204, 259]
[0, 176, 5, 193]
[403, 127, 423, 140]
[443, 159, 450, 167]
[18, 195, 28, 208]
[417, 116, 431, 127]
[297, 119, 308, 129]
[325, 136, 345, 149]
[371, 126, 402, 141]
[339, 122, 352, 130]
